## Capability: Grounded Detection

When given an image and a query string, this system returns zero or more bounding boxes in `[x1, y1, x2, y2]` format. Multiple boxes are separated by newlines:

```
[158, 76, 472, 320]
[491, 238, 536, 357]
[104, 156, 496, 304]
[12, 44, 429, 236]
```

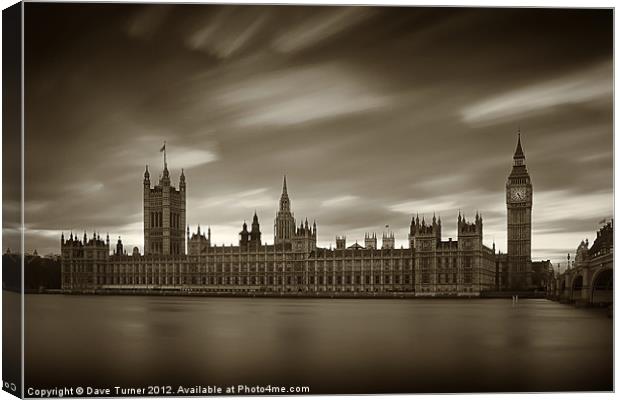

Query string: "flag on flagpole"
[160, 143, 166, 152]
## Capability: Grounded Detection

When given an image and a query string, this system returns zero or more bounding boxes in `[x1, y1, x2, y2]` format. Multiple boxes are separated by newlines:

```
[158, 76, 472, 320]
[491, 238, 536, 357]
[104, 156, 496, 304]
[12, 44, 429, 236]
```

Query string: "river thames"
[23, 294, 612, 394]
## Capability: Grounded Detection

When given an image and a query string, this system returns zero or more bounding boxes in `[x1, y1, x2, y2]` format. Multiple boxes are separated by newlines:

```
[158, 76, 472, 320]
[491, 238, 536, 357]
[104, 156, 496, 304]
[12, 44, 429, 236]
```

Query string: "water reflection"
[24, 295, 612, 393]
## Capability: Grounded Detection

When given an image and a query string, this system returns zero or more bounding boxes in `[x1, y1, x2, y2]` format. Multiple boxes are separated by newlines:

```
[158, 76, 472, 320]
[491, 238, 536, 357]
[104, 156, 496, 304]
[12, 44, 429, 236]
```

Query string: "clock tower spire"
[506, 131, 533, 290]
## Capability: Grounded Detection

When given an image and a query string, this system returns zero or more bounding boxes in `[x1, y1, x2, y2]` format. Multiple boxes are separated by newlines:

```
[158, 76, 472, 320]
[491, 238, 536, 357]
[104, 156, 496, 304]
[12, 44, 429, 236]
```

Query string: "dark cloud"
[22, 4, 612, 267]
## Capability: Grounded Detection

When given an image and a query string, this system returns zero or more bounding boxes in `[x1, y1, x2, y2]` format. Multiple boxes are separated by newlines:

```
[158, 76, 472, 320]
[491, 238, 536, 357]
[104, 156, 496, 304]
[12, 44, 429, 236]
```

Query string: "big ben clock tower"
[506, 132, 533, 290]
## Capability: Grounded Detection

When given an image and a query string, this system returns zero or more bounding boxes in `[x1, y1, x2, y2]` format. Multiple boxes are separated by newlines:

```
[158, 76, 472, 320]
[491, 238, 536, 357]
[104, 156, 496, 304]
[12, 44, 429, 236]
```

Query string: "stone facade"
[61, 175, 497, 295]
[505, 133, 533, 290]
[143, 148, 186, 256]
[61, 137, 534, 295]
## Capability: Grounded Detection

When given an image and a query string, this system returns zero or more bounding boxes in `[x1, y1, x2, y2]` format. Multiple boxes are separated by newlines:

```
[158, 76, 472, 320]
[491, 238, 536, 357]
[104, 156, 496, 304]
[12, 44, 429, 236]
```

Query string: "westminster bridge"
[548, 221, 613, 306]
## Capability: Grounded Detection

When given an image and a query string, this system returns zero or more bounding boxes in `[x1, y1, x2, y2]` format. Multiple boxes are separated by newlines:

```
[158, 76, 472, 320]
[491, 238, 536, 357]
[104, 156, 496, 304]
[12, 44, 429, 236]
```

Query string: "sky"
[16, 4, 612, 269]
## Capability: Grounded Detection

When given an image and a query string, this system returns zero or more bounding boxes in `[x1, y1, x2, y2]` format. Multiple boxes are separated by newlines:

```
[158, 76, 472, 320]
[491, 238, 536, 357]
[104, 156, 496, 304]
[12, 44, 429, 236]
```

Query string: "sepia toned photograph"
[1, 2, 614, 397]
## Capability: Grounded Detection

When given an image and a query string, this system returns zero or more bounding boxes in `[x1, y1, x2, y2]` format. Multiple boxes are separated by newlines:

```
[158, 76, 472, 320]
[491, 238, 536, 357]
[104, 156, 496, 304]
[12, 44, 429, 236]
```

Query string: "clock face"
[510, 187, 527, 201]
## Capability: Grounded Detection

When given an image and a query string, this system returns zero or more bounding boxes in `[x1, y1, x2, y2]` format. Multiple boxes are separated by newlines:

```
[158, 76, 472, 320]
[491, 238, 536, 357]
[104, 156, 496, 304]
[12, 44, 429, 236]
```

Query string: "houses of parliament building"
[61, 135, 536, 295]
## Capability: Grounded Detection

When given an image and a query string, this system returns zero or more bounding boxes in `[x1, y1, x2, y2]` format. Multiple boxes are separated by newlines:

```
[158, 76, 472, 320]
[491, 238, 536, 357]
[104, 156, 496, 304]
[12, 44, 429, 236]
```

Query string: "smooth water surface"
[24, 294, 612, 393]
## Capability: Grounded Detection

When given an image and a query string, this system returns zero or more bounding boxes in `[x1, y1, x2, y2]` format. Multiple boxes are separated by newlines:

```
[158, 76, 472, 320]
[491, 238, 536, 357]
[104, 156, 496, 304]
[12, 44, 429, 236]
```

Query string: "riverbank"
[35, 288, 549, 300]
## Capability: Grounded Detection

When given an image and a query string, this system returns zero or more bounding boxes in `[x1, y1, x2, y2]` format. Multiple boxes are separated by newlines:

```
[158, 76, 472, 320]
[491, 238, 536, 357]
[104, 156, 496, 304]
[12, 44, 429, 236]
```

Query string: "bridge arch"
[570, 274, 584, 302]
[591, 268, 612, 305]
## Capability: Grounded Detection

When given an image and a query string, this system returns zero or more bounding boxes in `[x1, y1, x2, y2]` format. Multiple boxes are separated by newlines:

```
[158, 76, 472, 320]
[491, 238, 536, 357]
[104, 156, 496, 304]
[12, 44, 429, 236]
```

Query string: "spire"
[162, 141, 167, 170]
[144, 165, 150, 180]
[180, 168, 185, 183]
[514, 130, 525, 160]
[279, 175, 291, 212]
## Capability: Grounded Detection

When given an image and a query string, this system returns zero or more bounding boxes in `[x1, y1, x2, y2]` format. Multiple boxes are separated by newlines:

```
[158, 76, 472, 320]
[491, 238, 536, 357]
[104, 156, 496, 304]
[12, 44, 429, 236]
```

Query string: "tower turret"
[506, 130, 533, 290]
[116, 236, 123, 256]
[144, 165, 151, 254]
[274, 175, 296, 246]
[382, 231, 395, 249]
[240, 221, 250, 247]
[179, 169, 186, 248]
[250, 212, 262, 248]
[143, 144, 186, 255]
[365, 232, 377, 249]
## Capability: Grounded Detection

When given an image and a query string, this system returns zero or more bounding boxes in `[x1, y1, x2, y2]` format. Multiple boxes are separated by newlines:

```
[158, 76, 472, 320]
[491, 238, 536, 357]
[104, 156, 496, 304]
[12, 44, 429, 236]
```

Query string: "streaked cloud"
[533, 190, 612, 225]
[321, 195, 359, 207]
[197, 188, 275, 211]
[273, 7, 375, 53]
[167, 148, 219, 169]
[127, 5, 172, 39]
[461, 61, 612, 125]
[187, 9, 269, 58]
[216, 63, 389, 126]
[389, 198, 460, 216]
